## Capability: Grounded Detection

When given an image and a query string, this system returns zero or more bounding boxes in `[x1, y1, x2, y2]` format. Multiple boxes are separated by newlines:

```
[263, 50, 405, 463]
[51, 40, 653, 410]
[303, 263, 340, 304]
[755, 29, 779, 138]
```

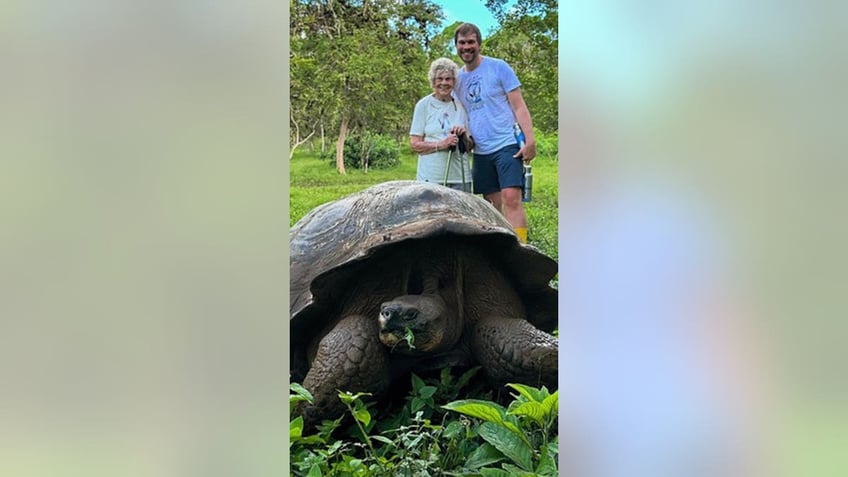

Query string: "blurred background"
[559, 1, 847, 475]
[1, 1, 288, 475]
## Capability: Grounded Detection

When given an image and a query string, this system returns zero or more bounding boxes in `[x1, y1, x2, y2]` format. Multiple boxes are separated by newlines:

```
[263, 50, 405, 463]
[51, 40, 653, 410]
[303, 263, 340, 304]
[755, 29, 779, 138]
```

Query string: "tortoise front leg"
[471, 316, 558, 389]
[298, 314, 389, 430]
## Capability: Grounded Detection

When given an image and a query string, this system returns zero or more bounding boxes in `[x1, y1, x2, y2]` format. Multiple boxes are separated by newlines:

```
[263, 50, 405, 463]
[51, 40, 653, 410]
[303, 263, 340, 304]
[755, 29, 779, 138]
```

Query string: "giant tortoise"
[290, 180, 558, 427]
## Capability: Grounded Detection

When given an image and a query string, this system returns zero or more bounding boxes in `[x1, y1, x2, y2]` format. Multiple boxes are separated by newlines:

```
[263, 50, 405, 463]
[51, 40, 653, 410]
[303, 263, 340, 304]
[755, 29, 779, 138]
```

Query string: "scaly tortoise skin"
[291, 180, 557, 428]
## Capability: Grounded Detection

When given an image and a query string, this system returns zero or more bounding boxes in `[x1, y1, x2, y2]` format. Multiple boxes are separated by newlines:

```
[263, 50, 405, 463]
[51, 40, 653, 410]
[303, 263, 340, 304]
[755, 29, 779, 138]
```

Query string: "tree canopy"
[290, 0, 559, 171]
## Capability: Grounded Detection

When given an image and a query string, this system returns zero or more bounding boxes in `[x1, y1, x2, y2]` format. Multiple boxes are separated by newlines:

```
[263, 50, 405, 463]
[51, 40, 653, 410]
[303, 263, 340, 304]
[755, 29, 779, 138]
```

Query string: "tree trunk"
[335, 116, 348, 175]
[289, 130, 315, 160]
[289, 112, 315, 160]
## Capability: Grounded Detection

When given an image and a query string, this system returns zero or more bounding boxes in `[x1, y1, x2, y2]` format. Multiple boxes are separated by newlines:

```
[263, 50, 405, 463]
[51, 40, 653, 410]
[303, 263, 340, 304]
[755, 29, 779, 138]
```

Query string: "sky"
[432, 0, 508, 36]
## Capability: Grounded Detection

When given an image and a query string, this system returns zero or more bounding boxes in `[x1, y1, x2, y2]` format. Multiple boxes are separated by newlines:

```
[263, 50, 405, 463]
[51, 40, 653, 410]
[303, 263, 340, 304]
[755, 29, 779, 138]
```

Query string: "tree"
[427, 20, 463, 61]
[484, 0, 558, 133]
[290, 0, 443, 173]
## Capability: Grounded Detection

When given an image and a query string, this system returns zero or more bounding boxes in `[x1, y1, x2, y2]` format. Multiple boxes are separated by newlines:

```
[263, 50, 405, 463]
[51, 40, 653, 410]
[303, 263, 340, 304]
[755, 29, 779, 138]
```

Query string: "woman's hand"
[441, 133, 459, 150]
[449, 126, 467, 136]
[449, 126, 473, 154]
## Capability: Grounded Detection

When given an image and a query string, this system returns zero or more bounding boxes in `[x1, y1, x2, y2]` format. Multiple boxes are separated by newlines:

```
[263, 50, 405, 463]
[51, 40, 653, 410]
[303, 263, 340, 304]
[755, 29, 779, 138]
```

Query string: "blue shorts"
[472, 144, 524, 196]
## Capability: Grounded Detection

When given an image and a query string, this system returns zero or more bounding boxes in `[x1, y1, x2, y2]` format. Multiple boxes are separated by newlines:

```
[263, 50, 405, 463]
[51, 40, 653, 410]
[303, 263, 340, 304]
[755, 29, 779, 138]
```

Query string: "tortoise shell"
[290, 181, 557, 370]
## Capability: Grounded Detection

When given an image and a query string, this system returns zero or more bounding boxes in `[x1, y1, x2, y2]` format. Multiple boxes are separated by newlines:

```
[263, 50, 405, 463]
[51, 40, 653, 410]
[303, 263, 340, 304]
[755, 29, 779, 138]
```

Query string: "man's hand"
[514, 140, 536, 162]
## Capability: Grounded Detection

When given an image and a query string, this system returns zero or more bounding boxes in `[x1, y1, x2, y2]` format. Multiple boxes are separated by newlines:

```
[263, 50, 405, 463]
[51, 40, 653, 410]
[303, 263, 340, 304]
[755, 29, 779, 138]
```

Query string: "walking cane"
[443, 145, 453, 188]
[443, 146, 468, 192]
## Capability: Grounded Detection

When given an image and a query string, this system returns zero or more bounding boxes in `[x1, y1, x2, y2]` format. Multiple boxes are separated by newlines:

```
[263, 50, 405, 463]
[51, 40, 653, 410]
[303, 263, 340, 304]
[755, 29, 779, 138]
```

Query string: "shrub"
[329, 132, 401, 171]
[289, 374, 558, 476]
[535, 131, 558, 161]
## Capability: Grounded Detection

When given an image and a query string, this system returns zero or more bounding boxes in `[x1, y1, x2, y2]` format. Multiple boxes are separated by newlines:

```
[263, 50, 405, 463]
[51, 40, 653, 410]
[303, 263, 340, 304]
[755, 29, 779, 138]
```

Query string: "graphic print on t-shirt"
[438, 111, 450, 132]
[464, 78, 482, 106]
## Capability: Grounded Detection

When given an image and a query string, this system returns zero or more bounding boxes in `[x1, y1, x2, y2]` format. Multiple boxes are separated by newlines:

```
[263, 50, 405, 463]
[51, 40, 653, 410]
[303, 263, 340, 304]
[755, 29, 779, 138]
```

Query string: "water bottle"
[523, 164, 533, 202]
[514, 123, 532, 202]
[513, 123, 525, 149]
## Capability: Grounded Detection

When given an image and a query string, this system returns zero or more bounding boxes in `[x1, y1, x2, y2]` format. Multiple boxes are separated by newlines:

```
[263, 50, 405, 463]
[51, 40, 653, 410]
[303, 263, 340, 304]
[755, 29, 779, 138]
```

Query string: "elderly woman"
[409, 57, 474, 192]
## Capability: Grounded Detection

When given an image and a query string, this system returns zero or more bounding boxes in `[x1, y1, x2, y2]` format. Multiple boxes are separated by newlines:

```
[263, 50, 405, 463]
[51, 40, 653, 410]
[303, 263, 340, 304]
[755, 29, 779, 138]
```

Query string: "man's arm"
[507, 87, 536, 162]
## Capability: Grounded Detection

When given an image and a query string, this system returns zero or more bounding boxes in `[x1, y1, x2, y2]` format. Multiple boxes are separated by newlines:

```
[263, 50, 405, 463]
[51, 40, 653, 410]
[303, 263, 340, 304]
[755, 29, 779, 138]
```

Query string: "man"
[453, 22, 536, 243]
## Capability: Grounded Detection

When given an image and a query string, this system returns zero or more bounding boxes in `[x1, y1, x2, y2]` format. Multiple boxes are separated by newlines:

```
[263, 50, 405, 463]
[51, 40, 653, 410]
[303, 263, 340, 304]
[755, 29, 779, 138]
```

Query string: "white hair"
[428, 57, 458, 85]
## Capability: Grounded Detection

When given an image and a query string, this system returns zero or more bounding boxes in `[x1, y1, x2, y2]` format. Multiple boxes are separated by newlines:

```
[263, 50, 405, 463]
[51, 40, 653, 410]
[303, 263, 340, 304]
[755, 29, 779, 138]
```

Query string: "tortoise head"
[378, 266, 463, 355]
[378, 293, 460, 355]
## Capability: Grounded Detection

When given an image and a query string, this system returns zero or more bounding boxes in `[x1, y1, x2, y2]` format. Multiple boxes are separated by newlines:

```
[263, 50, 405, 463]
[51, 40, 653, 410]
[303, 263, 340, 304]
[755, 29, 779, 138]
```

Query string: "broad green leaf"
[465, 442, 505, 469]
[353, 407, 371, 426]
[541, 390, 559, 417]
[290, 416, 303, 440]
[478, 422, 534, 471]
[535, 441, 558, 476]
[371, 435, 394, 446]
[418, 385, 437, 399]
[306, 463, 322, 477]
[442, 420, 464, 439]
[290, 382, 313, 404]
[348, 458, 363, 469]
[289, 395, 310, 408]
[510, 401, 546, 425]
[455, 366, 482, 389]
[501, 418, 529, 443]
[506, 382, 547, 403]
[440, 367, 452, 386]
[443, 399, 525, 441]
[411, 373, 425, 392]
[479, 467, 512, 477]
[442, 399, 506, 425]
[502, 463, 537, 476]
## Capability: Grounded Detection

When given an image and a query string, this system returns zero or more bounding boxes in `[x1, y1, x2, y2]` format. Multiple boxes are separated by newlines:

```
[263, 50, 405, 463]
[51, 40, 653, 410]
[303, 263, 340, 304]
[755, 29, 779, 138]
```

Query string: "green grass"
[289, 144, 558, 260]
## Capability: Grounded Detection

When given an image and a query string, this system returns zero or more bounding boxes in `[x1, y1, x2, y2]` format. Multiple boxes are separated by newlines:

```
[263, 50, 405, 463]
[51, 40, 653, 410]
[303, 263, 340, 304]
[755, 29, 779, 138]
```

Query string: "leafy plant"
[535, 131, 559, 160]
[289, 385, 350, 476]
[331, 132, 402, 172]
[290, 377, 558, 476]
[442, 384, 559, 476]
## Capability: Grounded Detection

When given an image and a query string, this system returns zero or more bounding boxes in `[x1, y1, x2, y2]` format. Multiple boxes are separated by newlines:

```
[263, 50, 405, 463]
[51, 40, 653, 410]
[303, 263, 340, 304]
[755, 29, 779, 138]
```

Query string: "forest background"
[289, 0, 557, 171]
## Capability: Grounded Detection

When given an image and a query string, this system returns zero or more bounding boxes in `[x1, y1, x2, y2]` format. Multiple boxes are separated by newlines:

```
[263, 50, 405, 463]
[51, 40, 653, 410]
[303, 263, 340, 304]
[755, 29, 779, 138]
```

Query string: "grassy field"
[289, 145, 559, 261]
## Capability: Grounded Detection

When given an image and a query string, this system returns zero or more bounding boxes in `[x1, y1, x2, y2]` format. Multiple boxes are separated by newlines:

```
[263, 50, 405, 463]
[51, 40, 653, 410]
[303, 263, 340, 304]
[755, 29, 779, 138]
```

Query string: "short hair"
[454, 22, 482, 45]
[428, 57, 459, 85]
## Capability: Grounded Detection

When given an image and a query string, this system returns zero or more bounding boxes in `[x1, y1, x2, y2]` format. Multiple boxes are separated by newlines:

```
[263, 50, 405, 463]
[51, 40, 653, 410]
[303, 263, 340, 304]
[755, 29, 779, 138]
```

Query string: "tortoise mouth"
[378, 298, 444, 354]
[379, 329, 417, 352]
[380, 325, 436, 354]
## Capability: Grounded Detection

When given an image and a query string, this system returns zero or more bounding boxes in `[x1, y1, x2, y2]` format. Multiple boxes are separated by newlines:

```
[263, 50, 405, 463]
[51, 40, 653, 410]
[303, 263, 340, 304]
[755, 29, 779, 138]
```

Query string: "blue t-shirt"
[455, 57, 521, 154]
